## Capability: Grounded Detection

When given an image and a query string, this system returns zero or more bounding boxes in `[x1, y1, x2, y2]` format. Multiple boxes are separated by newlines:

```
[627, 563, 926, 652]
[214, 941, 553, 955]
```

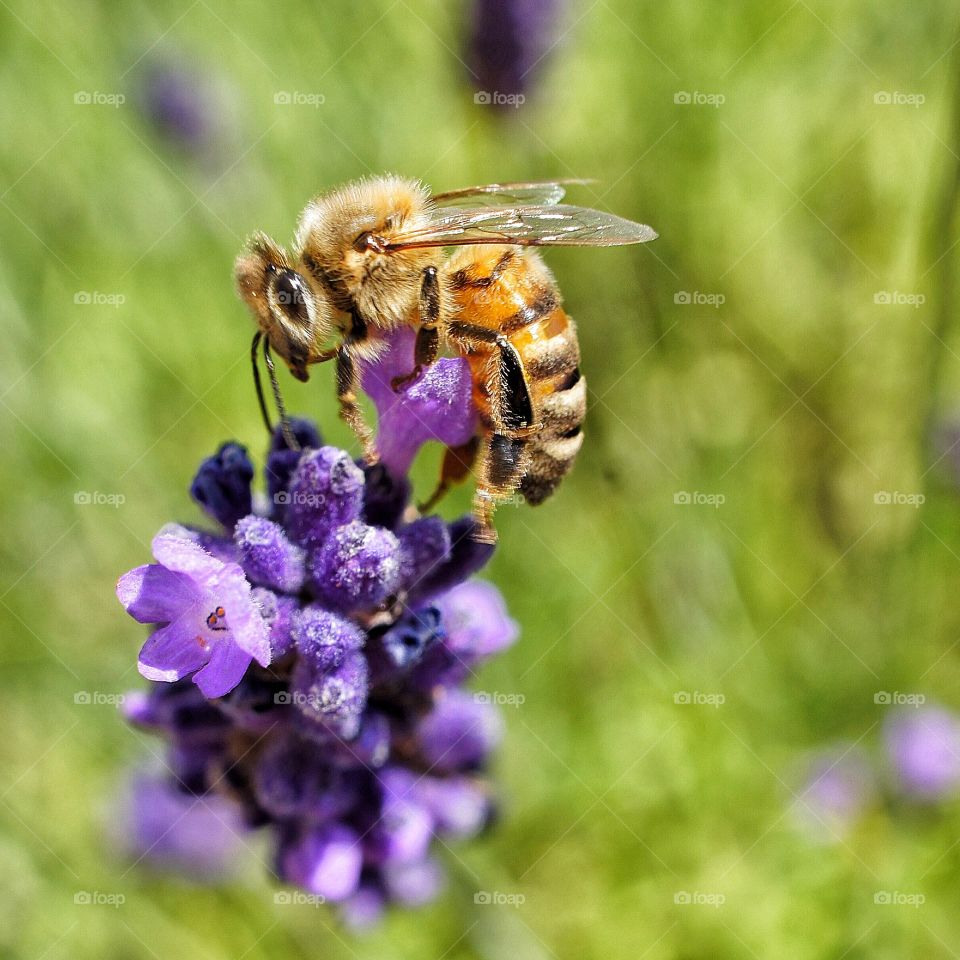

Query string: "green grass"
[3, 0, 960, 956]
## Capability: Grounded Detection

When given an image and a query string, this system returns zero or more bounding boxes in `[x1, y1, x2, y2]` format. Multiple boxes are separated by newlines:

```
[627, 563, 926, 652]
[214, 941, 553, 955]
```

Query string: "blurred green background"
[4, 0, 960, 956]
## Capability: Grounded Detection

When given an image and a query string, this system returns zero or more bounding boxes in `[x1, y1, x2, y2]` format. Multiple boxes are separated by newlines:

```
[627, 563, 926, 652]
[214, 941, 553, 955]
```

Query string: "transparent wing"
[387, 204, 659, 250]
[430, 180, 593, 207]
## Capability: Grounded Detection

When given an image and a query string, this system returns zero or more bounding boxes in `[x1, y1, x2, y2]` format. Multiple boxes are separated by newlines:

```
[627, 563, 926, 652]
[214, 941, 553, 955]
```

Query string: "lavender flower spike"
[118, 395, 516, 923]
[117, 525, 271, 698]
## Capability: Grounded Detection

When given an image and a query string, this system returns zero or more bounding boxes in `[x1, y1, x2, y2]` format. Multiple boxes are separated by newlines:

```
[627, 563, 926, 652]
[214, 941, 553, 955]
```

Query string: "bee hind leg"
[471, 433, 528, 543]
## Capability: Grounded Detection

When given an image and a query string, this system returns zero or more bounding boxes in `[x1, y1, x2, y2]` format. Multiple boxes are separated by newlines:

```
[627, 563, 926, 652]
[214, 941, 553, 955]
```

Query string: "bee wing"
[430, 179, 593, 207]
[387, 204, 659, 250]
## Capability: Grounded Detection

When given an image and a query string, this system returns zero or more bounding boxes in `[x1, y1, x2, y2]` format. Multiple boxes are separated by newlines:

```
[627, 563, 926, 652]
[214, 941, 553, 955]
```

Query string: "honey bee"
[235, 176, 657, 541]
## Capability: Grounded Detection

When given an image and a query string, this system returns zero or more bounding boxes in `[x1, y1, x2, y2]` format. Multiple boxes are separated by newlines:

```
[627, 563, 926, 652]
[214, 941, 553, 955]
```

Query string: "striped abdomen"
[445, 246, 586, 505]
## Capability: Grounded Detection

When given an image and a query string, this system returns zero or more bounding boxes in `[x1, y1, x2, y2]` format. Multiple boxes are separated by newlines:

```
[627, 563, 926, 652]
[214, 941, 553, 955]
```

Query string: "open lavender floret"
[116, 335, 518, 923]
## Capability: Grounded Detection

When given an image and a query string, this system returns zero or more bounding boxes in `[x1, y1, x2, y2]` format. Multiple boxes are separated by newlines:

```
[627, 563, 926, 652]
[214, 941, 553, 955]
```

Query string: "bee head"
[234, 233, 334, 381]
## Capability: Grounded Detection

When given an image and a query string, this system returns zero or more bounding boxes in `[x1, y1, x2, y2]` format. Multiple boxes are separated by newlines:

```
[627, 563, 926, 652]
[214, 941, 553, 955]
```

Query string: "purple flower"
[117, 525, 271, 698]
[792, 745, 874, 841]
[118, 409, 517, 924]
[361, 329, 476, 476]
[885, 706, 960, 800]
[118, 771, 247, 879]
[466, 0, 563, 105]
[190, 442, 253, 529]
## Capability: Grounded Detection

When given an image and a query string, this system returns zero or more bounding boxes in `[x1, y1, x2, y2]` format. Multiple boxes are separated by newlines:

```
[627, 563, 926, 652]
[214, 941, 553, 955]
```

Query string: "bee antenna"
[251, 332, 274, 437]
[262, 337, 301, 452]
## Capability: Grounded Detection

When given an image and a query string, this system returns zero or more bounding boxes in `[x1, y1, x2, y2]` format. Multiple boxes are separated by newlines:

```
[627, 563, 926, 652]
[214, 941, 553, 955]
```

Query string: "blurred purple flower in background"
[116, 340, 518, 924]
[466, 0, 563, 108]
[884, 706, 960, 800]
[792, 745, 875, 841]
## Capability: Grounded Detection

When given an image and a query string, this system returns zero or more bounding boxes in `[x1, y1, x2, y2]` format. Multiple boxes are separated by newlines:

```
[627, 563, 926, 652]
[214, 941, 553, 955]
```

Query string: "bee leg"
[472, 434, 528, 543]
[392, 265, 441, 392]
[419, 437, 480, 513]
[336, 346, 378, 464]
[447, 322, 537, 437]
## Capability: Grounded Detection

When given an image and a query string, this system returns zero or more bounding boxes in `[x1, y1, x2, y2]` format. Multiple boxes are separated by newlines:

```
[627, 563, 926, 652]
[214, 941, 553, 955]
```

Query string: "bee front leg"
[336, 346, 378, 464]
[392, 265, 441, 392]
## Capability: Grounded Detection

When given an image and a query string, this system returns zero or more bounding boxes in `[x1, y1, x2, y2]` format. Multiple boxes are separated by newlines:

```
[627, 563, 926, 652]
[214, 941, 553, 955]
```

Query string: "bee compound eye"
[353, 230, 373, 252]
[272, 270, 311, 325]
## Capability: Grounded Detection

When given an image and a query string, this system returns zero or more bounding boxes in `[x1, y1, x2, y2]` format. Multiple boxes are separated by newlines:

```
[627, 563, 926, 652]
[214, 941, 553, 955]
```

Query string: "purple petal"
[436, 580, 518, 662]
[341, 882, 386, 929]
[361, 328, 476, 476]
[152, 526, 223, 583]
[282, 823, 364, 901]
[251, 588, 298, 658]
[117, 563, 198, 624]
[192, 640, 254, 699]
[397, 517, 452, 593]
[212, 567, 271, 666]
[409, 517, 495, 602]
[383, 857, 445, 907]
[416, 689, 503, 772]
[885, 707, 960, 799]
[138, 618, 208, 684]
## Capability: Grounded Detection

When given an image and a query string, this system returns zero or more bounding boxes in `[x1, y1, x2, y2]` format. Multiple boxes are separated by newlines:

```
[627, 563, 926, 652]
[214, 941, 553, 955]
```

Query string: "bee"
[235, 176, 657, 540]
